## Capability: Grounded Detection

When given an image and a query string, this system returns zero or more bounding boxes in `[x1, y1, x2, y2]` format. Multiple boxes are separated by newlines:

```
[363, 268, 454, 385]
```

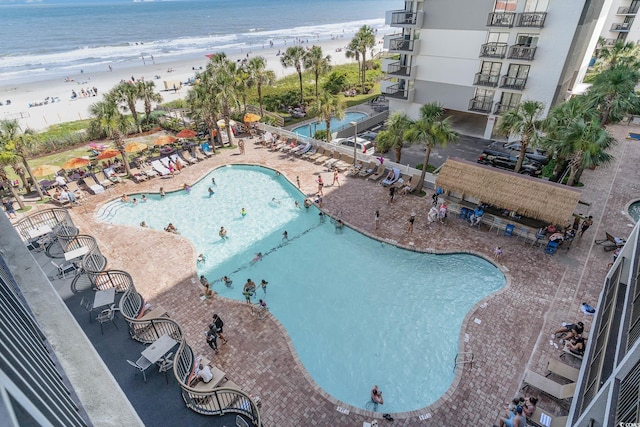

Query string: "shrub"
[323, 71, 348, 95]
[313, 130, 328, 141]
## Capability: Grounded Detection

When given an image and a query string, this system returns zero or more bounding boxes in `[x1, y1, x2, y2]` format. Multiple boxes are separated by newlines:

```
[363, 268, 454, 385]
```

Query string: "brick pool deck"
[28, 123, 640, 425]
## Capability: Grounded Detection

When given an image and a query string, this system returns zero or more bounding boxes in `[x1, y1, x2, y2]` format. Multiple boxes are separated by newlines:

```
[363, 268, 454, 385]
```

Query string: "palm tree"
[304, 46, 331, 99]
[136, 81, 162, 125]
[595, 39, 640, 71]
[308, 92, 344, 144]
[555, 117, 614, 186]
[351, 25, 376, 93]
[345, 44, 361, 84]
[404, 103, 458, 191]
[208, 58, 241, 145]
[0, 119, 44, 200]
[112, 82, 141, 133]
[247, 56, 275, 117]
[280, 46, 307, 104]
[496, 100, 545, 173]
[587, 65, 640, 126]
[89, 97, 133, 177]
[375, 112, 411, 163]
[0, 163, 25, 210]
[186, 71, 220, 155]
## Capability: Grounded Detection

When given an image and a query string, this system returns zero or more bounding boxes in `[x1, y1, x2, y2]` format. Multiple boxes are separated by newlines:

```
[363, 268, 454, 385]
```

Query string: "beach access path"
[17, 124, 637, 425]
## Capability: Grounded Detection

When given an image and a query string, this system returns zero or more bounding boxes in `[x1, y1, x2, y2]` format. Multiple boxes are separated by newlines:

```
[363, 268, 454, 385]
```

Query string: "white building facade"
[381, 0, 608, 139]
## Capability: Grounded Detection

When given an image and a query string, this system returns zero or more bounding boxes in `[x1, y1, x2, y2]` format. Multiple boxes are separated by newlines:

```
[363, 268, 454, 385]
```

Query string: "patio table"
[93, 288, 116, 310]
[27, 225, 52, 239]
[141, 334, 177, 364]
[64, 246, 89, 261]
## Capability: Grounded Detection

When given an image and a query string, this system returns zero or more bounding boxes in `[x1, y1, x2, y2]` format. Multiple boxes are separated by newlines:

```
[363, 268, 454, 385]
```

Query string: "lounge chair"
[294, 143, 313, 156]
[331, 154, 352, 172]
[300, 146, 317, 159]
[192, 149, 206, 162]
[129, 167, 149, 183]
[358, 161, 377, 178]
[367, 165, 387, 181]
[306, 147, 326, 162]
[547, 359, 580, 382]
[324, 151, 343, 169]
[170, 153, 191, 167]
[289, 142, 309, 155]
[347, 161, 364, 177]
[560, 343, 584, 360]
[199, 146, 213, 158]
[528, 408, 568, 427]
[151, 160, 171, 176]
[595, 232, 626, 252]
[392, 174, 411, 190]
[381, 168, 401, 186]
[314, 150, 333, 165]
[522, 369, 576, 400]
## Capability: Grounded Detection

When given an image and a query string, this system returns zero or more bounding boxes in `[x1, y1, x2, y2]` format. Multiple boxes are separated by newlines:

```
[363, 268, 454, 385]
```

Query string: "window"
[506, 64, 529, 78]
[475, 88, 495, 100]
[500, 92, 522, 107]
[487, 32, 510, 44]
[516, 33, 539, 47]
[481, 61, 502, 75]
[494, 0, 516, 12]
[524, 0, 549, 12]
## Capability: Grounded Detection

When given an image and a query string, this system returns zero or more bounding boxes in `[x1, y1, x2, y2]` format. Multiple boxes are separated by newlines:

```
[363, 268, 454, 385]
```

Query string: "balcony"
[382, 82, 415, 102]
[487, 12, 516, 27]
[468, 96, 494, 114]
[600, 38, 618, 47]
[500, 76, 527, 90]
[617, 5, 639, 14]
[384, 60, 415, 79]
[473, 73, 500, 88]
[494, 102, 519, 115]
[508, 45, 537, 61]
[480, 42, 508, 59]
[516, 12, 547, 28]
[386, 10, 425, 28]
[387, 37, 420, 54]
[611, 22, 632, 32]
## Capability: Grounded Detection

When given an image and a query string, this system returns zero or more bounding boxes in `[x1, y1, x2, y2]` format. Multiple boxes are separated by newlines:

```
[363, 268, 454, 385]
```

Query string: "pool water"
[292, 111, 368, 137]
[629, 201, 640, 222]
[97, 165, 505, 413]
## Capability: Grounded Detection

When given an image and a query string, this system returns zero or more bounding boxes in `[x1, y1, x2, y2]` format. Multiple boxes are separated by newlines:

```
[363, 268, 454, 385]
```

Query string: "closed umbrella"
[154, 135, 177, 146]
[32, 164, 61, 177]
[96, 149, 121, 160]
[62, 157, 90, 169]
[125, 142, 148, 153]
[176, 129, 197, 139]
[243, 113, 261, 123]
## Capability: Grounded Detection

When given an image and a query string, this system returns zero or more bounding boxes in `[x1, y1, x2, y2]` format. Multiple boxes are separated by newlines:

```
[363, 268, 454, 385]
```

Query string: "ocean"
[0, 0, 392, 82]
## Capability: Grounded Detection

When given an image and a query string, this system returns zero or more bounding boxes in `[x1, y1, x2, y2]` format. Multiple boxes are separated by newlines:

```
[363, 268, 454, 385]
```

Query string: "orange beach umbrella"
[154, 135, 177, 146]
[62, 157, 90, 169]
[32, 164, 61, 177]
[243, 113, 261, 123]
[176, 129, 197, 139]
[96, 149, 121, 160]
[125, 142, 148, 153]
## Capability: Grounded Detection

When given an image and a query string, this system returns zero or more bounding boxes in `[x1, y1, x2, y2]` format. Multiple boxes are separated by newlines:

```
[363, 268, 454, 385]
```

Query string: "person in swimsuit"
[371, 385, 384, 405]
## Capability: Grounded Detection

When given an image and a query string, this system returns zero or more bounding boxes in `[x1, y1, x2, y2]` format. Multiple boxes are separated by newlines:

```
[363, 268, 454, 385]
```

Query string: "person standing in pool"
[241, 207, 247, 217]
[371, 385, 384, 405]
[243, 279, 256, 303]
[282, 231, 288, 240]
[219, 226, 228, 240]
[211, 177, 216, 186]
[208, 187, 214, 197]
[160, 187, 165, 198]
[260, 279, 268, 294]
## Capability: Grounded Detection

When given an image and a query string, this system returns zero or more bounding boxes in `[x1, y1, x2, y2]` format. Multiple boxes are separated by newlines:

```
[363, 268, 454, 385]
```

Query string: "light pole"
[349, 121, 357, 165]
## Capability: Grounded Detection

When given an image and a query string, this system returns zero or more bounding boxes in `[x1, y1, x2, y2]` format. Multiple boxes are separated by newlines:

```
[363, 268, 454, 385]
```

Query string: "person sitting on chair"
[192, 363, 213, 385]
[566, 336, 586, 355]
[469, 206, 484, 226]
[384, 170, 395, 181]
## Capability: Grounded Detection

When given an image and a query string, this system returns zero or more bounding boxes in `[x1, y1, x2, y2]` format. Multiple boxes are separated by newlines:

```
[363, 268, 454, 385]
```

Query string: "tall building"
[381, 0, 608, 139]
[600, 0, 640, 46]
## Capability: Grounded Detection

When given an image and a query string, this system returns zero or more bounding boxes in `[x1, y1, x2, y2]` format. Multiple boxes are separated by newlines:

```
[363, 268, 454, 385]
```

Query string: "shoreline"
[0, 32, 391, 132]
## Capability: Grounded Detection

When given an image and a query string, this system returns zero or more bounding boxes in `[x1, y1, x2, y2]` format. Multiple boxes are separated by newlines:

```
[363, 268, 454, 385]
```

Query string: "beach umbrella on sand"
[96, 149, 121, 160]
[154, 135, 177, 146]
[32, 164, 61, 178]
[217, 119, 237, 129]
[62, 157, 90, 169]
[243, 113, 261, 123]
[176, 129, 197, 139]
[125, 142, 148, 153]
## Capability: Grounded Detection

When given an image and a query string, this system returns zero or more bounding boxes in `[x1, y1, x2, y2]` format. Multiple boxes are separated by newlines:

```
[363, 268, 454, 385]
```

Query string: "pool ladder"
[453, 352, 474, 372]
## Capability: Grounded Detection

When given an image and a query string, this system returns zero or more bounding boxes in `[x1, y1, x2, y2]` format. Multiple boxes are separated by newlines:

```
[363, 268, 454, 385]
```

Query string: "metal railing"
[487, 12, 515, 27]
[386, 61, 411, 76]
[507, 45, 537, 61]
[389, 37, 416, 52]
[474, 73, 500, 87]
[500, 76, 527, 90]
[468, 97, 494, 113]
[14, 208, 73, 241]
[479, 43, 507, 58]
[516, 12, 547, 28]
[389, 10, 418, 25]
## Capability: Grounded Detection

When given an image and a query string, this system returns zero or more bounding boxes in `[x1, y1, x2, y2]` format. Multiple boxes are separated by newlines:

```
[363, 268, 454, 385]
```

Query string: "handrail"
[14, 208, 73, 241]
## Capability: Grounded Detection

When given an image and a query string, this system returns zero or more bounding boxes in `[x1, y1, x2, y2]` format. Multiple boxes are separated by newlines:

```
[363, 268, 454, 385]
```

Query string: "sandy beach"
[0, 35, 388, 131]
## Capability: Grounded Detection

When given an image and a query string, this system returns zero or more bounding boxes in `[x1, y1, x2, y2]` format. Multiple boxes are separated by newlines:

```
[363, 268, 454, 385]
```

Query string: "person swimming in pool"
[208, 187, 214, 197]
[222, 276, 233, 287]
[241, 207, 247, 217]
[271, 197, 281, 205]
[219, 226, 228, 240]
[251, 252, 263, 264]
[371, 385, 384, 405]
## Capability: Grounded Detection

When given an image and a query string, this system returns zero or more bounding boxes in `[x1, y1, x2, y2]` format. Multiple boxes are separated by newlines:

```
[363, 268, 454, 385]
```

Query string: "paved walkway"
[22, 123, 640, 425]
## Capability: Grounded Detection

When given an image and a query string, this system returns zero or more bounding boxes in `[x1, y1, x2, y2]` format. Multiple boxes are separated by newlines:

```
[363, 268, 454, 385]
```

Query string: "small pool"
[293, 111, 368, 137]
[629, 201, 640, 222]
[96, 165, 505, 413]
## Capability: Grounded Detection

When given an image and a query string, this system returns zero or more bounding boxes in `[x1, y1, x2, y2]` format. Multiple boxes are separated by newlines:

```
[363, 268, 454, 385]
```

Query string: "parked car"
[359, 131, 378, 141]
[490, 141, 550, 164]
[331, 136, 376, 155]
[477, 148, 543, 176]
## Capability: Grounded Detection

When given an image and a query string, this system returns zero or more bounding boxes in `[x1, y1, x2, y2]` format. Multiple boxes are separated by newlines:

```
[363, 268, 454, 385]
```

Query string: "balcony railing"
[617, 5, 639, 14]
[480, 42, 508, 58]
[388, 10, 423, 27]
[386, 61, 411, 77]
[474, 73, 500, 87]
[508, 45, 537, 61]
[516, 12, 547, 28]
[487, 12, 515, 27]
[500, 76, 527, 90]
[384, 83, 410, 100]
[494, 102, 518, 115]
[611, 22, 632, 31]
[468, 97, 494, 113]
[389, 37, 416, 53]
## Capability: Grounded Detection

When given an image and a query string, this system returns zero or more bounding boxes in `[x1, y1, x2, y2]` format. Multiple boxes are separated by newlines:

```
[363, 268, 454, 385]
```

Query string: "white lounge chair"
[151, 160, 171, 176]
[381, 168, 401, 186]
[295, 143, 313, 156]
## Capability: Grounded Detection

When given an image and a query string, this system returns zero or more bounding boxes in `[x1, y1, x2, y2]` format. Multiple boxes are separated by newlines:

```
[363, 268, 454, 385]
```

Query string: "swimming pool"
[96, 165, 505, 413]
[629, 201, 640, 222]
[292, 111, 368, 137]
